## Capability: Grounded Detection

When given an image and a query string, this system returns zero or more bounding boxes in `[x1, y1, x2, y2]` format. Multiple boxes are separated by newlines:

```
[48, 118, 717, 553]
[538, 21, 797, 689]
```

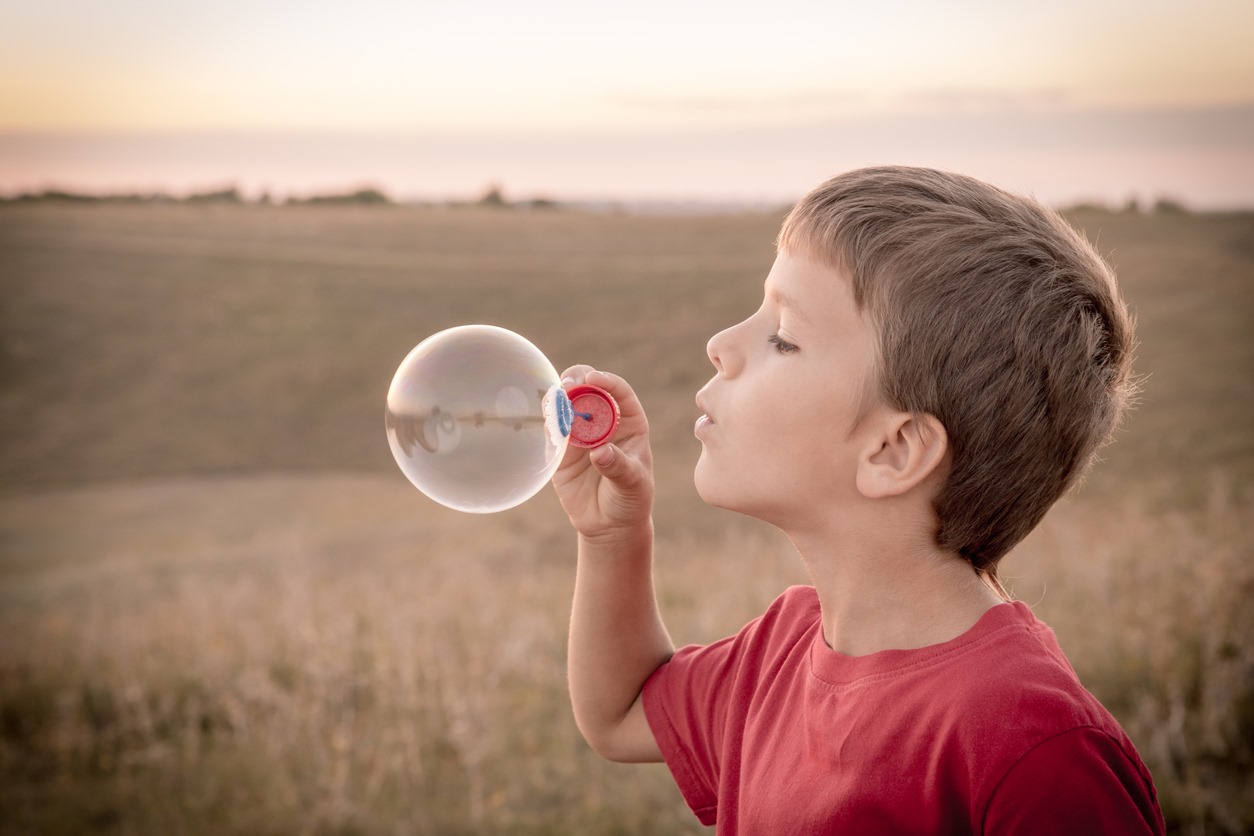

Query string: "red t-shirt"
[642, 585, 1164, 834]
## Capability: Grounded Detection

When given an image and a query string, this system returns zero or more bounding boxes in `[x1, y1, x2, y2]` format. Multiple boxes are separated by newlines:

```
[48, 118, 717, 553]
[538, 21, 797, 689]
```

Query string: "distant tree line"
[1060, 196, 1196, 215]
[11, 186, 1210, 214]
[0, 185, 390, 206]
[0, 183, 563, 210]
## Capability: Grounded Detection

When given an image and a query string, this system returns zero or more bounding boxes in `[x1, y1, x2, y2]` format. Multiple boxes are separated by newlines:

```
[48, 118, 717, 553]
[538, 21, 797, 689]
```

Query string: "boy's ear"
[856, 411, 948, 500]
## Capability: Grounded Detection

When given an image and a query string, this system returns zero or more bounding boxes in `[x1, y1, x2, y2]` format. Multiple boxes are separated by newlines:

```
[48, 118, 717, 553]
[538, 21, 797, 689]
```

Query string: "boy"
[550, 166, 1164, 834]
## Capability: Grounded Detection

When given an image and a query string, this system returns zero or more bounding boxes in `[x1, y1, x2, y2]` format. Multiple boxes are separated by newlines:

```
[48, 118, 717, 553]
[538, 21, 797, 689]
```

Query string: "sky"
[2, 0, 1253, 207]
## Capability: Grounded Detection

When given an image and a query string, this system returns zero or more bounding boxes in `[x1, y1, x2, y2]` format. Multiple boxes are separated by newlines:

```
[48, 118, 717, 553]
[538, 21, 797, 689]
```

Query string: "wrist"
[578, 518, 654, 553]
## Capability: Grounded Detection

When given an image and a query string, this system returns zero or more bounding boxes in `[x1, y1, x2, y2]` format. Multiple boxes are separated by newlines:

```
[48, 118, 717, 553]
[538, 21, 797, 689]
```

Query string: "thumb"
[590, 443, 635, 484]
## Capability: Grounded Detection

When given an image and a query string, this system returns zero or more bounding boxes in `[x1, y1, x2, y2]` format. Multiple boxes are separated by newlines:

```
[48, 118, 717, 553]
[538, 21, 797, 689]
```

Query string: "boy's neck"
[788, 517, 1005, 658]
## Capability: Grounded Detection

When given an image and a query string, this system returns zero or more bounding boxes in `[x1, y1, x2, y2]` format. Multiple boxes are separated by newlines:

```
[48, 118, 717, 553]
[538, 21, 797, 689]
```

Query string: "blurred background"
[1, 1, 1251, 833]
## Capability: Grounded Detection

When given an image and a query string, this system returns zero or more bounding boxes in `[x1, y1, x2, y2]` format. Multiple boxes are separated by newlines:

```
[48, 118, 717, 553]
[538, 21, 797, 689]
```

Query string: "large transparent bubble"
[385, 325, 567, 513]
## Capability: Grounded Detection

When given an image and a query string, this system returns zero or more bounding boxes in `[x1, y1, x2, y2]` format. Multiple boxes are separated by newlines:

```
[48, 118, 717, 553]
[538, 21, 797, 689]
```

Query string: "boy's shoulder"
[677, 583, 1133, 759]
[646, 585, 1162, 832]
[760, 584, 1120, 739]
[774, 584, 1149, 787]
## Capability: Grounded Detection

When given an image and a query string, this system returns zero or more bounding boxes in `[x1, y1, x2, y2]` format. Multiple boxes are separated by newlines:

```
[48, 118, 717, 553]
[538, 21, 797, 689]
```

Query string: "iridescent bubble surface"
[385, 325, 566, 513]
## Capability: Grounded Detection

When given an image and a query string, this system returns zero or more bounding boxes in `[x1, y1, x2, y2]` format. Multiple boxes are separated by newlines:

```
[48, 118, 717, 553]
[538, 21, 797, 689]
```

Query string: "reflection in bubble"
[385, 325, 566, 513]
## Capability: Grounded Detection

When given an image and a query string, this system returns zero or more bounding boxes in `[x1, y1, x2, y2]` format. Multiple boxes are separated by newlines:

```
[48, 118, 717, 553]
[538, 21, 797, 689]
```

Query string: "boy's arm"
[552, 368, 673, 763]
[569, 522, 670, 762]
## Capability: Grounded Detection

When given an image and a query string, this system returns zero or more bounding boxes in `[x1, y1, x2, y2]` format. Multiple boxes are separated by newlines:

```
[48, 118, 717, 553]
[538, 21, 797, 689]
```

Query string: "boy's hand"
[551, 367, 654, 538]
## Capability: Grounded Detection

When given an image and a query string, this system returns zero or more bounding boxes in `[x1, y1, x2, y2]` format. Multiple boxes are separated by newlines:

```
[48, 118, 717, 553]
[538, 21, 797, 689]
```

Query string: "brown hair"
[778, 166, 1136, 585]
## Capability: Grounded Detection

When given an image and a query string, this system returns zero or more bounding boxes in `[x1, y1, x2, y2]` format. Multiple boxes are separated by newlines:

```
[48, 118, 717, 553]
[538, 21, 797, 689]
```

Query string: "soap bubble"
[385, 325, 567, 513]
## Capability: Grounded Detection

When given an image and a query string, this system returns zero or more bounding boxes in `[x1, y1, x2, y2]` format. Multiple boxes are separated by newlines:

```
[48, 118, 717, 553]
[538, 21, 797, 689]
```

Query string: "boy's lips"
[695, 392, 715, 436]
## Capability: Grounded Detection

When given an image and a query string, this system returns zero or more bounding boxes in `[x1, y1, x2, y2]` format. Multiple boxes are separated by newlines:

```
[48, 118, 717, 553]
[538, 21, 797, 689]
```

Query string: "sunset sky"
[2, 0, 1253, 206]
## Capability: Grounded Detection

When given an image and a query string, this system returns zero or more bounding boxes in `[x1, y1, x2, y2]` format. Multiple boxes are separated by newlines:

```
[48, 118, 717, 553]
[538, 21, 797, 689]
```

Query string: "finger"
[589, 443, 644, 488]
[559, 365, 595, 387]
[582, 369, 648, 428]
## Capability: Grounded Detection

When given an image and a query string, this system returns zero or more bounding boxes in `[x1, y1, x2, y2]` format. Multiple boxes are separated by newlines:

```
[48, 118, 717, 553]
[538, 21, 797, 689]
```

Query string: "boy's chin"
[692, 458, 720, 505]
[694, 465, 763, 518]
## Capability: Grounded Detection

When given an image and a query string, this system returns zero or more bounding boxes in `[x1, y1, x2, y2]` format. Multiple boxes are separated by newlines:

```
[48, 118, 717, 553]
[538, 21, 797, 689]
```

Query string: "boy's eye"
[768, 334, 799, 354]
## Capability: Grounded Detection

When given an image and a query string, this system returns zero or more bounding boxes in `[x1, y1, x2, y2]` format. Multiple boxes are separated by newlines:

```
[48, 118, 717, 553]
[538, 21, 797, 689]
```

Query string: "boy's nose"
[707, 326, 737, 376]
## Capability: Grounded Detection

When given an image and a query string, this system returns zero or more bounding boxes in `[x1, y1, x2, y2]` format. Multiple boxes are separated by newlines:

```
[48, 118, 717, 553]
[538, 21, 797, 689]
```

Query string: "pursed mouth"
[694, 390, 715, 437]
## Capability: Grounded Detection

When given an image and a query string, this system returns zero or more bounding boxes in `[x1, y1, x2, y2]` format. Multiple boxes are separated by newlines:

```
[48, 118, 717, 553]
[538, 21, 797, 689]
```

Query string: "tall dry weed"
[1005, 475, 1254, 834]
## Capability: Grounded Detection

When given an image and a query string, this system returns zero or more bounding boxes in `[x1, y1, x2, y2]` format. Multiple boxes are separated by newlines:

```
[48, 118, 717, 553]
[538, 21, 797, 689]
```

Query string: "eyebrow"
[767, 286, 811, 325]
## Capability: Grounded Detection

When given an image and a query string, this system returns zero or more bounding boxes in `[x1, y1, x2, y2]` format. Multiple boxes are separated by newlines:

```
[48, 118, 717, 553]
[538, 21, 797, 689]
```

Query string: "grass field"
[1, 202, 1252, 833]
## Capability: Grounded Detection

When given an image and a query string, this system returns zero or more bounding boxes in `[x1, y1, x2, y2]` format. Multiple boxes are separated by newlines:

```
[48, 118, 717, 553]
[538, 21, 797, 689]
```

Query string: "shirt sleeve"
[641, 587, 813, 826]
[982, 726, 1166, 835]
[641, 634, 740, 826]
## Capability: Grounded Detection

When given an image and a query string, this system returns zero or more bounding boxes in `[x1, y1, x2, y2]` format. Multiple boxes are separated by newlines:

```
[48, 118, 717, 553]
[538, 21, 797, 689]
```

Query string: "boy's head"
[777, 166, 1136, 579]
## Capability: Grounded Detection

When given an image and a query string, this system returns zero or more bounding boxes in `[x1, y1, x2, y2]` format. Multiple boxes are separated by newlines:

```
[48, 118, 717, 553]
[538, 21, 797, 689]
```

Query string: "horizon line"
[4, 184, 1245, 215]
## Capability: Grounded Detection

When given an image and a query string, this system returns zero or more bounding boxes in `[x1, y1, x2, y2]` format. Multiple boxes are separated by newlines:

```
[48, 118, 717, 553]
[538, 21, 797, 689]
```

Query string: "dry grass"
[0, 476, 1248, 834]
[0, 476, 798, 834]
[1, 203, 1252, 833]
